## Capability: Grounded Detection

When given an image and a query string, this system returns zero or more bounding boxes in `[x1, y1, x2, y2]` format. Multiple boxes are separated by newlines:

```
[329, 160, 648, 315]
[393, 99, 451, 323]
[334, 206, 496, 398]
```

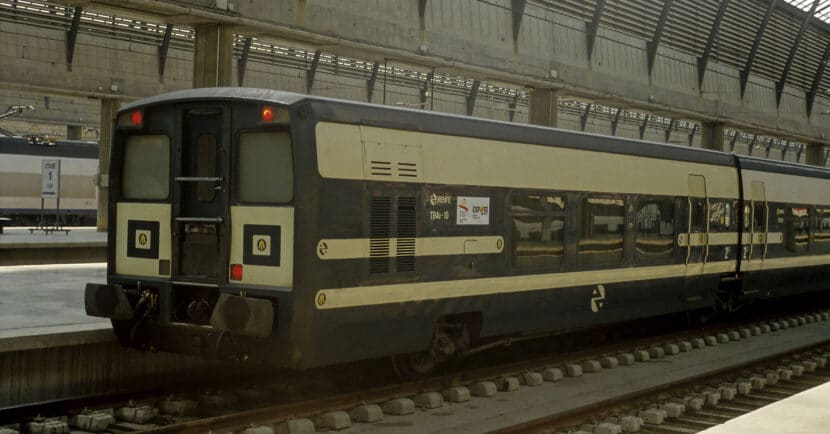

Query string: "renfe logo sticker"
[457, 196, 490, 225]
[135, 230, 152, 250]
[253, 235, 271, 256]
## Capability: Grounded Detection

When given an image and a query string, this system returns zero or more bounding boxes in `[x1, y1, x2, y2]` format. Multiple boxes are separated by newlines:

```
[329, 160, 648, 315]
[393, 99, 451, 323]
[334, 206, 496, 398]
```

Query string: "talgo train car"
[0, 136, 98, 226]
[85, 88, 830, 374]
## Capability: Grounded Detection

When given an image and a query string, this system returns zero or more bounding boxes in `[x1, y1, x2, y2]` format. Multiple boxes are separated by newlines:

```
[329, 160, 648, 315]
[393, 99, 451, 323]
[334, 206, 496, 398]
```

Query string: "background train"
[0, 135, 98, 226]
[85, 88, 830, 375]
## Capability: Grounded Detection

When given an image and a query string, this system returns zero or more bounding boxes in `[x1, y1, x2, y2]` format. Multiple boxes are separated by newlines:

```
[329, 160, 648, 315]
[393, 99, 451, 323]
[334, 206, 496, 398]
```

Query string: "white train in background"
[0, 136, 98, 226]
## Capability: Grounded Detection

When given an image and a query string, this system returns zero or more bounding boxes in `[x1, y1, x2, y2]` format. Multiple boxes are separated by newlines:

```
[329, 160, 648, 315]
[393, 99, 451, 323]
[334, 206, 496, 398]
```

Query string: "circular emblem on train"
[496, 238, 503, 250]
[591, 284, 606, 313]
[316, 292, 327, 307]
[252, 235, 271, 256]
[135, 229, 152, 250]
[318, 241, 328, 257]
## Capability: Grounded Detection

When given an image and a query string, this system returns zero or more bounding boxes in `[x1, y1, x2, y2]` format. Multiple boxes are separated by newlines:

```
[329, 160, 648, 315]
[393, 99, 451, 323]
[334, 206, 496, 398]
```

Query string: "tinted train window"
[237, 132, 293, 203]
[121, 135, 170, 200]
[785, 207, 810, 253]
[708, 201, 733, 232]
[815, 208, 830, 249]
[689, 199, 707, 232]
[635, 198, 674, 258]
[196, 134, 217, 202]
[753, 204, 766, 232]
[579, 197, 625, 266]
[511, 194, 566, 269]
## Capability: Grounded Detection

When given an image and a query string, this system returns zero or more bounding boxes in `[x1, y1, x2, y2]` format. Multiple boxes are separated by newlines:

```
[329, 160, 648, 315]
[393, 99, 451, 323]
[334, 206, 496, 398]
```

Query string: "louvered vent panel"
[370, 161, 392, 177]
[396, 197, 417, 272]
[369, 197, 391, 274]
[397, 162, 418, 178]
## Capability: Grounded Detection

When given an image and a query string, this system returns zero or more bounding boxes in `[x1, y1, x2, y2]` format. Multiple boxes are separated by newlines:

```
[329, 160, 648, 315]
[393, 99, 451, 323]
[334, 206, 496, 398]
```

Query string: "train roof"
[0, 136, 98, 159]
[122, 88, 830, 176]
[737, 154, 830, 180]
[120, 87, 309, 112]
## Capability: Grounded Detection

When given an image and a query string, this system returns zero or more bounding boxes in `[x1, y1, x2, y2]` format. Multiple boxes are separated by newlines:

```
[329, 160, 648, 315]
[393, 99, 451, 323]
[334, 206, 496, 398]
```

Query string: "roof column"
[66, 125, 82, 140]
[701, 121, 725, 152]
[806, 143, 828, 167]
[193, 23, 234, 88]
[528, 88, 561, 128]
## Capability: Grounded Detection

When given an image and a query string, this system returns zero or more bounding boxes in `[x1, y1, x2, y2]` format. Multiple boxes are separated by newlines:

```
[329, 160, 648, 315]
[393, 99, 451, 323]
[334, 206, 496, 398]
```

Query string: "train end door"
[683, 175, 708, 301]
[742, 181, 767, 294]
[173, 107, 229, 281]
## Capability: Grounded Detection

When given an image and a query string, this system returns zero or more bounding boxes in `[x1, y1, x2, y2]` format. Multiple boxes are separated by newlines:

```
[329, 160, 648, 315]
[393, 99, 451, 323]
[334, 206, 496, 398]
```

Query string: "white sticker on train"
[457, 196, 490, 225]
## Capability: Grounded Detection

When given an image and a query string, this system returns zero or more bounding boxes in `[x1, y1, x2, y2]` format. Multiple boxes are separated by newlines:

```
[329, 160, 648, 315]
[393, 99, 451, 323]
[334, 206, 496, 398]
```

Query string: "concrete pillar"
[192, 23, 234, 88]
[66, 125, 82, 140]
[97, 99, 120, 232]
[806, 143, 828, 167]
[701, 121, 725, 151]
[529, 88, 561, 128]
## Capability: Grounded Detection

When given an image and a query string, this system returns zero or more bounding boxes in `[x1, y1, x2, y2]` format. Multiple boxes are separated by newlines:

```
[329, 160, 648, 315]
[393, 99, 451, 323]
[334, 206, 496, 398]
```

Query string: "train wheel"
[391, 351, 440, 380]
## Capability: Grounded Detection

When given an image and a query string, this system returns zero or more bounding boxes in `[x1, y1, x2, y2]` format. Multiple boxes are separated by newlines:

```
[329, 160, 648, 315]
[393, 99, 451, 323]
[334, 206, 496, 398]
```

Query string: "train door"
[746, 181, 767, 269]
[685, 175, 708, 298]
[173, 107, 228, 280]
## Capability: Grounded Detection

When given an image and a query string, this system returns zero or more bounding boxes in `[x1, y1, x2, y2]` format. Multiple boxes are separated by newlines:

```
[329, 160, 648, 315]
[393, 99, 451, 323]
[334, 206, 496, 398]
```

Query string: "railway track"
[3, 308, 830, 433]
[505, 342, 830, 433]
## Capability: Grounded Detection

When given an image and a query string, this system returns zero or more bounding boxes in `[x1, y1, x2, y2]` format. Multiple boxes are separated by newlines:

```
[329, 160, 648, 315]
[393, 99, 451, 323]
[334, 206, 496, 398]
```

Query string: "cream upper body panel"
[742, 170, 830, 205]
[230, 206, 294, 287]
[316, 122, 740, 199]
[115, 202, 171, 277]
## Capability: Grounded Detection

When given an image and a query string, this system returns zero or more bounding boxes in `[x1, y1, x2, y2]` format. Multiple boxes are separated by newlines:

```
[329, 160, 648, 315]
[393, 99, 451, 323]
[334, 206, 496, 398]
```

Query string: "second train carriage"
[0, 136, 98, 226]
[85, 88, 830, 371]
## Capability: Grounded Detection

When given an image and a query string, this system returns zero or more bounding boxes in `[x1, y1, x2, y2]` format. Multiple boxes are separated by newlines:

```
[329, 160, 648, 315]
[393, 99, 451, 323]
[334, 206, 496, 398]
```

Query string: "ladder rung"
[175, 176, 222, 183]
[176, 217, 223, 224]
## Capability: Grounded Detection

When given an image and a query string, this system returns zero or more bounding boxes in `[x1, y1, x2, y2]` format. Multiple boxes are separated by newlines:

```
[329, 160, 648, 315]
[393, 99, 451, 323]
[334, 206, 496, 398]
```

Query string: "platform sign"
[41, 159, 60, 199]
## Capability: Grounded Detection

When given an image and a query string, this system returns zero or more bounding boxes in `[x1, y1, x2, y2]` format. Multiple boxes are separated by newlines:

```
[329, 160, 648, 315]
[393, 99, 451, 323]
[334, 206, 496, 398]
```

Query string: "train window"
[196, 134, 216, 202]
[236, 132, 293, 203]
[121, 135, 170, 200]
[815, 208, 830, 249]
[511, 194, 565, 269]
[785, 207, 810, 253]
[634, 198, 674, 259]
[689, 199, 707, 232]
[753, 203, 766, 232]
[579, 197, 624, 266]
[708, 201, 732, 232]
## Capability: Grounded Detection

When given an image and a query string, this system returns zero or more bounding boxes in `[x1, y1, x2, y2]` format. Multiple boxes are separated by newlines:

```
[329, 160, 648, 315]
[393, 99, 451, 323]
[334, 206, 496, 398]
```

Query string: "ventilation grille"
[370, 160, 392, 177]
[363, 141, 423, 180]
[369, 197, 391, 274]
[397, 162, 418, 178]
[396, 197, 417, 272]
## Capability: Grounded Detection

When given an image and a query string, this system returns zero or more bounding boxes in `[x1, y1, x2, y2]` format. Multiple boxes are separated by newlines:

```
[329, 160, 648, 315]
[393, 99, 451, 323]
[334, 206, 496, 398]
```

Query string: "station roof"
[786, 0, 830, 24]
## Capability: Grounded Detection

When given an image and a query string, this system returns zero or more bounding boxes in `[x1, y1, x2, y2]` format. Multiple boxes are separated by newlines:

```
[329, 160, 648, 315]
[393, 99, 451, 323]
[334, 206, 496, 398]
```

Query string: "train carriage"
[736, 157, 830, 301]
[85, 88, 830, 371]
[0, 137, 98, 226]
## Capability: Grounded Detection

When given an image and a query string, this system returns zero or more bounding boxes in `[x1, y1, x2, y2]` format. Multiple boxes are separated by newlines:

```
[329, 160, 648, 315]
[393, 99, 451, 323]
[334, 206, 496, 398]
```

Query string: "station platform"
[0, 227, 106, 265]
[700, 381, 830, 434]
[0, 262, 107, 333]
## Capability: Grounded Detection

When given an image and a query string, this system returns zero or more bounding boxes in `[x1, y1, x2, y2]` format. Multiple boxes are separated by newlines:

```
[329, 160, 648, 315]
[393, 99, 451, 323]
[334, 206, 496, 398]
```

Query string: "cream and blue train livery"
[85, 88, 830, 371]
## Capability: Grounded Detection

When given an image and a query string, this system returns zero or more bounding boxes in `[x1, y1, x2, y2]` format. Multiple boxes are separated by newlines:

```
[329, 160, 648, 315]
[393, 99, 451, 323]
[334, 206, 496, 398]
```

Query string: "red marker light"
[130, 110, 143, 126]
[261, 106, 275, 122]
[230, 264, 243, 281]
